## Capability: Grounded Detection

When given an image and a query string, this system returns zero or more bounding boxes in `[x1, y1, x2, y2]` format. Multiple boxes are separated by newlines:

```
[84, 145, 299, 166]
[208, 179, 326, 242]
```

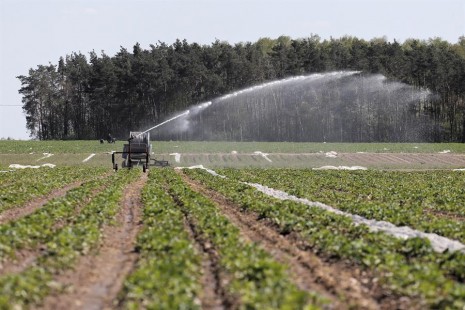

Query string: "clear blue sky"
[1, 0, 464, 139]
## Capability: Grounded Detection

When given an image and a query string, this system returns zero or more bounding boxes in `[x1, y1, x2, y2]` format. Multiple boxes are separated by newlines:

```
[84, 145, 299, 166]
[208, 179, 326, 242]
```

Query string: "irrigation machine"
[111, 131, 169, 172]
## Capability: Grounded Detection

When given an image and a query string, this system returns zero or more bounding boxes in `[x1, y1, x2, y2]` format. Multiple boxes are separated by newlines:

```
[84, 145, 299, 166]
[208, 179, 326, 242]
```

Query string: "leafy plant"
[185, 168, 465, 308]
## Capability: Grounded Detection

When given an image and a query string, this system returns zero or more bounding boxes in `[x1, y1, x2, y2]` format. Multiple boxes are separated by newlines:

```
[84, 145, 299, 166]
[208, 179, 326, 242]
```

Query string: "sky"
[0, 0, 464, 139]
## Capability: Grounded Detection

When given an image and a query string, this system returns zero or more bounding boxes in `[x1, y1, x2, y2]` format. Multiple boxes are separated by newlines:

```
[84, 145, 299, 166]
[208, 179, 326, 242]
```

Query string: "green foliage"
[157, 169, 327, 309]
[121, 170, 202, 309]
[222, 169, 465, 242]
[0, 169, 139, 308]
[0, 169, 111, 260]
[184, 168, 465, 308]
[16, 36, 465, 142]
[0, 167, 107, 212]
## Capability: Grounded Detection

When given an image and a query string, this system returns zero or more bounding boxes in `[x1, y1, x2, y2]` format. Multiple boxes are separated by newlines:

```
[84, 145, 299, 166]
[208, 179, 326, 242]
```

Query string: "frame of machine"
[111, 131, 168, 172]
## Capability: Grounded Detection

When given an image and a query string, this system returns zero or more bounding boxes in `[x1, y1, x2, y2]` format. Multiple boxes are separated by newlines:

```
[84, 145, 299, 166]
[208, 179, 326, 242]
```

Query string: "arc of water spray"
[135, 110, 190, 137]
[135, 71, 360, 137]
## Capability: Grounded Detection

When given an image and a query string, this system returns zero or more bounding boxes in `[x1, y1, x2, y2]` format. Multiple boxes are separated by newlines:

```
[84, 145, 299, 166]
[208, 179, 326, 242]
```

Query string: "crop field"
[2, 140, 465, 170]
[1, 140, 465, 309]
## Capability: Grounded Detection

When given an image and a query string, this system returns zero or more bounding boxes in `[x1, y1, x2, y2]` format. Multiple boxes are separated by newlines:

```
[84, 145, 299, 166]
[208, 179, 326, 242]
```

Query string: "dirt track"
[40, 174, 147, 310]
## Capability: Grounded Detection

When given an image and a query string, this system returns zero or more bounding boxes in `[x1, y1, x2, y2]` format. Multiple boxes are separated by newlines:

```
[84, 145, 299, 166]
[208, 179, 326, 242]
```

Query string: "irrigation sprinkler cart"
[111, 131, 169, 172]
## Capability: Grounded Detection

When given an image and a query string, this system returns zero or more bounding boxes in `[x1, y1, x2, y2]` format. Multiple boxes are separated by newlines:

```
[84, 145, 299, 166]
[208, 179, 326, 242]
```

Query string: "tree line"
[17, 35, 465, 142]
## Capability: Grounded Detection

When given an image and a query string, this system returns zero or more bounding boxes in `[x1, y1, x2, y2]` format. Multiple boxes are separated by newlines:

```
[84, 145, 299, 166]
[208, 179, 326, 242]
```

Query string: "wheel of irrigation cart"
[143, 164, 147, 173]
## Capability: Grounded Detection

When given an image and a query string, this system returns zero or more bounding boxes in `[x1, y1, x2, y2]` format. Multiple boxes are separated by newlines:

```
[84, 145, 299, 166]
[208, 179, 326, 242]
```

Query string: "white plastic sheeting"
[192, 165, 465, 254]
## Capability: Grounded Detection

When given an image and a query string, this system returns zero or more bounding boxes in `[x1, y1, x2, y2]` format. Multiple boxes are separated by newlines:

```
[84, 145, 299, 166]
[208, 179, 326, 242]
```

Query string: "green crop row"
[0, 171, 115, 260]
[0, 167, 107, 212]
[220, 169, 465, 243]
[0, 169, 140, 309]
[160, 169, 327, 309]
[184, 168, 465, 309]
[120, 170, 202, 309]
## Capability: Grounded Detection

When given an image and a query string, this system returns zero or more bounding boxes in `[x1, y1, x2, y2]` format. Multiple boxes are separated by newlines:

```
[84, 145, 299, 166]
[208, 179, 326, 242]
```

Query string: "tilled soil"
[0, 172, 113, 225]
[0, 248, 42, 276]
[0, 181, 83, 225]
[0, 180, 112, 277]
[182, 210, 234, 310]
[163, 181, 235, 310]
[3, 159, 452, 308]
[180, 171, 418, 310]
[40, 173, 147, 310]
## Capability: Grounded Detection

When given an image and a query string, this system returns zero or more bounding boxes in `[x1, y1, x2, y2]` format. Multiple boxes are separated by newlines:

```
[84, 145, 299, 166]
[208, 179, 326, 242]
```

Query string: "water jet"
[151, 71, 436, 142]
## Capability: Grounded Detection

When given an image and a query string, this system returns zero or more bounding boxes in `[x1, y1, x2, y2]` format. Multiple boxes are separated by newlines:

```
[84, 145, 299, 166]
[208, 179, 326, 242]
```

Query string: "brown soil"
[40, 173, 147, 310]
[180, 171, 418, 310]
[0, 248, 42, 276]
[164, 180, 235, 310]
[0, 181, 83, 225]
[52, 183, 109, 231]
[0, 172, 113, 225]
[182, 210, 234, 309]
[424, 209, 465, 221]
[0, 181, 110, 277]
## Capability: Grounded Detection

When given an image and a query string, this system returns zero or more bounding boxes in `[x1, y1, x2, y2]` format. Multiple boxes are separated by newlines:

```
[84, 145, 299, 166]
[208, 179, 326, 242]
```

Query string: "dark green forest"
[17, 35, 465, 142]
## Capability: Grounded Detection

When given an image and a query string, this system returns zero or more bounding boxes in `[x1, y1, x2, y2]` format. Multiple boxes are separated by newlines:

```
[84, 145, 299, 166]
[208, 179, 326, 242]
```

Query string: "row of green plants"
[0, 169, 140, 308]
[160, 169, 327, 309]
[0, 167, 107, 212]
[119, 170, 202, 309]
[184, 168, 465, 308]
[223, 169, 465, 243]
[0, 170, 115, 260]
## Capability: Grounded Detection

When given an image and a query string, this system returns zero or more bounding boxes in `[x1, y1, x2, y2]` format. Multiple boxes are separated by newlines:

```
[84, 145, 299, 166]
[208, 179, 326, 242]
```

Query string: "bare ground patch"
[40, 173, 147, 310]
[0, 248, 43, 276]
[424, 209, 465, 221]
[180, 171, 419, 310]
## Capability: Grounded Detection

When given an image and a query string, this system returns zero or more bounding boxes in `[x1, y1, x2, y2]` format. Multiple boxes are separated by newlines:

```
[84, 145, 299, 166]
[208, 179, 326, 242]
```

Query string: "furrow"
[40, 173, 146, 310]
[181, 172, 379, 310]
[181, 207, 232, 310]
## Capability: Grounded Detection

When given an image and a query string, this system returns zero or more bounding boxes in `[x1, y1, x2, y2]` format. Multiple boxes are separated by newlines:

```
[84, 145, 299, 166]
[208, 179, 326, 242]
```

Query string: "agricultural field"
[1, 140, 465, 309]
[2, 140, 465, 169]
